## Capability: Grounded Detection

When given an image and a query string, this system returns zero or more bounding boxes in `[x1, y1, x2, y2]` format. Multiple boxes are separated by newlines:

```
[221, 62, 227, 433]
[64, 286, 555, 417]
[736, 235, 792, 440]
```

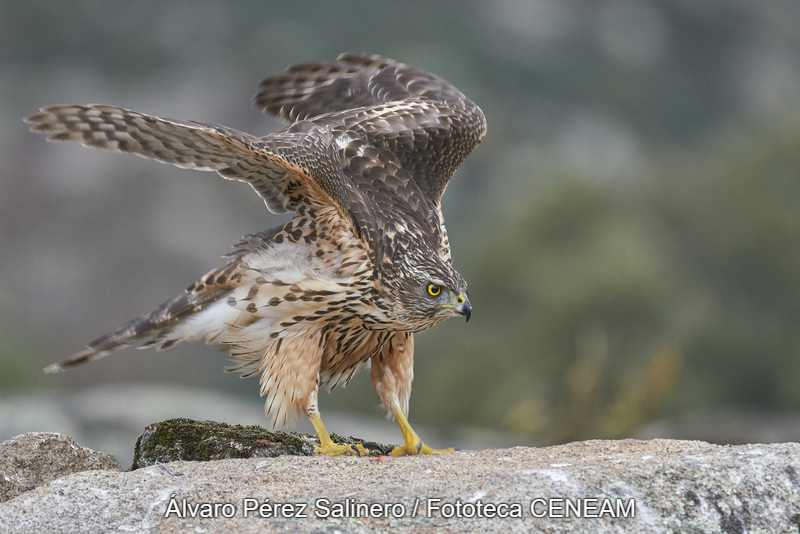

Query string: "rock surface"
[0, 432, 121, 503]
[1, 437, 799, 533]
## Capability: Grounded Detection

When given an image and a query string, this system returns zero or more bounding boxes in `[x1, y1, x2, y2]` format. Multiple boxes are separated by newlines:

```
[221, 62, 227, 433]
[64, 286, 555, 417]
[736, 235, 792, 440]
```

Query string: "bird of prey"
[25, 53, 486, 456]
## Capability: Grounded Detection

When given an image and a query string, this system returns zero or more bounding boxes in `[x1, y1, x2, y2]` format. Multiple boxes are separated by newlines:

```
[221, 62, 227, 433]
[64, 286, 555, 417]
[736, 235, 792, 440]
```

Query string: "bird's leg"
[308, 412, 371, 456]
[368, 332, 454, 456]
[306, 390, 370, 456]
[388, 407, 454, 457]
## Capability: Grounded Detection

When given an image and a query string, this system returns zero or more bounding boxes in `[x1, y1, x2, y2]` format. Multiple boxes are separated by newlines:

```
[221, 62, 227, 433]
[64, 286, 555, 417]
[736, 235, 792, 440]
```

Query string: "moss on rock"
[130, 418, 387, 470]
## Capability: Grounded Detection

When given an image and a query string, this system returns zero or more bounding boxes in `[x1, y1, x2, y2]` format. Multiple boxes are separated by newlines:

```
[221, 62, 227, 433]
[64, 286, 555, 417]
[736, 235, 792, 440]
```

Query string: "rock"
[131, 418, 388, 469]
[0, 386, 525, 467]
[0, 432, 121, 502]
[1, 438, 799, 533]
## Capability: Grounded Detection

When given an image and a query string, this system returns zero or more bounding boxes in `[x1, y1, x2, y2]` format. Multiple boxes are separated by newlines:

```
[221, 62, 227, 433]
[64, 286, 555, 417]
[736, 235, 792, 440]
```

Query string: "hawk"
[25, 53, 485, 456]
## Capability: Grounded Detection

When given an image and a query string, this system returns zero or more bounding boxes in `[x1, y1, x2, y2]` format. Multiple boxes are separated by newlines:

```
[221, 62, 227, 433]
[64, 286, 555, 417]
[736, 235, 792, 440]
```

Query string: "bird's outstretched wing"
[255, 53, 469, 123]
[256, 54, 486, 260]
[256, 53, 486, 206]
[25, 55, 486, 261]
[24, 104, 348, 215]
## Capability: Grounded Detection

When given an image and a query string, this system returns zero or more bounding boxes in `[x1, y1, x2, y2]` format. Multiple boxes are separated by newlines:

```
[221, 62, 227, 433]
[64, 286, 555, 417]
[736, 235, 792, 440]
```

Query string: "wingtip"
[23, 111, 47, 130]
[23, 108, 62, 137]
[23, 105, 61, 124]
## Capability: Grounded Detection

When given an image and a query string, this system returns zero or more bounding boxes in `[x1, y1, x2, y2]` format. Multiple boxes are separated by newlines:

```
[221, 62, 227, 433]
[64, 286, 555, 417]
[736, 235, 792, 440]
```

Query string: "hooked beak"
[455, 294, 472, 322]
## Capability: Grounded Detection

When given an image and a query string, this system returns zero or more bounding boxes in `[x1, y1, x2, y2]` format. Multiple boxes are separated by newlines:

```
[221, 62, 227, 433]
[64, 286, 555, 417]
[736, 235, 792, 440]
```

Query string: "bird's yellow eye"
[427, 284, 441, 297]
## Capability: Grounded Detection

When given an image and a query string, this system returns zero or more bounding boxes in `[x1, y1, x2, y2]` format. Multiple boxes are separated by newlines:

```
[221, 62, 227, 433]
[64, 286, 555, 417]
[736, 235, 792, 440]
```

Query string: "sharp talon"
[361, 442, 386, 455]
[350, 444, 362, 457]
[416, 442, 422, 454]
[384, 445, 396, 455]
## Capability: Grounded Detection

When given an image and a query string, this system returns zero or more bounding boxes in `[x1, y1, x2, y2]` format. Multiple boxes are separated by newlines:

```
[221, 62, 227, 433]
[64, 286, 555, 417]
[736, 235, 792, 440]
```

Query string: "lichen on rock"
[130, 418, 385, 469]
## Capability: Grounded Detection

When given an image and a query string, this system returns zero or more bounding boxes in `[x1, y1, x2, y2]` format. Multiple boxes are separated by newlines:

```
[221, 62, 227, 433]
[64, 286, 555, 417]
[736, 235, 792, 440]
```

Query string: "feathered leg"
[370, 332, 453, 456]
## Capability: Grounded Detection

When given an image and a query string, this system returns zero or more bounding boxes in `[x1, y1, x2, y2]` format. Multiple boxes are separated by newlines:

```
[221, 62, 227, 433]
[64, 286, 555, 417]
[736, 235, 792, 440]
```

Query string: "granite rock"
[1, 438, 799, 533]
[0, 432, 121, 502]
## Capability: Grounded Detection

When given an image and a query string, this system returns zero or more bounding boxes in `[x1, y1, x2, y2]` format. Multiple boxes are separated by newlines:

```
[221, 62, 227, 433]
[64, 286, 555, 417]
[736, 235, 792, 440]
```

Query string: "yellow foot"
[388, 407, 454, 456]
[389, 441, 454, 457]
[308, 412, 381, 456]
[314, 441, 371, 457]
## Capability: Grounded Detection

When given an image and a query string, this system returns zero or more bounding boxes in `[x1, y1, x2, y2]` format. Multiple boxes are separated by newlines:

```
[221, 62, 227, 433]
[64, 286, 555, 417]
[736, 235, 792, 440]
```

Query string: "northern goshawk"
[25, 53, 486, 456]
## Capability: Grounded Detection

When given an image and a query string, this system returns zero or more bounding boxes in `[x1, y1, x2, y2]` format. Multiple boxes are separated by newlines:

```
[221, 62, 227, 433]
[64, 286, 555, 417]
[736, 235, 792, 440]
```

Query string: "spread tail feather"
[44, 316, 162, 373]
[44, 261, 243, 373]
[44, 288, 228, 373]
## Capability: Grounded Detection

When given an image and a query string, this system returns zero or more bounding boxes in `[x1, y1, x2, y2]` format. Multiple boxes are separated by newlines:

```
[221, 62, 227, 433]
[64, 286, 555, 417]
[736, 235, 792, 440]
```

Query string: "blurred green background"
[2, 1, 800, 462]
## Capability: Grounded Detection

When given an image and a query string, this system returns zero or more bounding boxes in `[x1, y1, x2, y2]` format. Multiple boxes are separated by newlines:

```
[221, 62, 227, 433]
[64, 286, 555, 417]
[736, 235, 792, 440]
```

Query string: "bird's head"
[385, 244, 472, 332]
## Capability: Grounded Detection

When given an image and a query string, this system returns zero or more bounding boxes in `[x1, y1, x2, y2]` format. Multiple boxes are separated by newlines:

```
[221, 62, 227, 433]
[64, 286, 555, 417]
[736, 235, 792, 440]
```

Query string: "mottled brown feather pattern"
[30, 54, 484, 430]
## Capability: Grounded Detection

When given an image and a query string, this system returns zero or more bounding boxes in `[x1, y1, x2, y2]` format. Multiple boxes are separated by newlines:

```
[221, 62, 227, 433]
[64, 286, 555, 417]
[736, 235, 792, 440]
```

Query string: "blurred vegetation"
[2, 1, 800, 445]
[412, 114, 800, 444]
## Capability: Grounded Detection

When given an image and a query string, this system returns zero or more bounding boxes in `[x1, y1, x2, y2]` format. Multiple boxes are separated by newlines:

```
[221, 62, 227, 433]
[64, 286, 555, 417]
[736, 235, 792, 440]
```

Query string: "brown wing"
[337, 96, 485, 212]
[256, 54, 487, 257]
[23, 103, 371, 259]
[23, 104, 340, 215]
[254, 53, 468, 123]
[256, 53, 486, 206]
[27, 55, 486, 263]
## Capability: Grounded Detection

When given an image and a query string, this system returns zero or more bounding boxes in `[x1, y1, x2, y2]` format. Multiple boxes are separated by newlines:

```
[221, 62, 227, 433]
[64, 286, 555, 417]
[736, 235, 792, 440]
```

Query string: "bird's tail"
[44, 261, 242, 373]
